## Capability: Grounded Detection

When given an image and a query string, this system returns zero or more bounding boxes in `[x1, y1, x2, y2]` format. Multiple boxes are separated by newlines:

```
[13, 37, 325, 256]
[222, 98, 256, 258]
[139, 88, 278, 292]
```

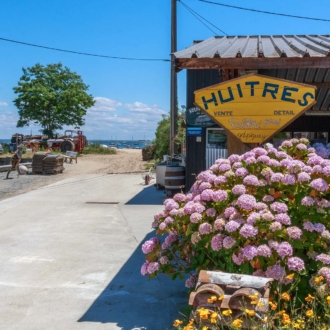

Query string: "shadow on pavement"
[125, 185, 166, 205]
[78, 232, 188, 329]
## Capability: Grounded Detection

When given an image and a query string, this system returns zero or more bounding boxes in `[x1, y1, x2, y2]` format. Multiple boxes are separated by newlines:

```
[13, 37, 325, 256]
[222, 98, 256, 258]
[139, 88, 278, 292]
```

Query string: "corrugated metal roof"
[176, 35, 330, 112]
[174, 35, 330, 59]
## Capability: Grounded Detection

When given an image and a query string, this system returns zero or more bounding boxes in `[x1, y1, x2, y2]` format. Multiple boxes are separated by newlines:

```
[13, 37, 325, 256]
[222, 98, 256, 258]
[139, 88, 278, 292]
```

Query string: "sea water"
[0, 139, 152, 149]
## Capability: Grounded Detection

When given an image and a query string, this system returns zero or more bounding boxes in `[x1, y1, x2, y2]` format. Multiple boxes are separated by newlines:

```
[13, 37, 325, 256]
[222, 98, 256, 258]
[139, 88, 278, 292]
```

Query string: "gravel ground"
[0, 149, 148, 201]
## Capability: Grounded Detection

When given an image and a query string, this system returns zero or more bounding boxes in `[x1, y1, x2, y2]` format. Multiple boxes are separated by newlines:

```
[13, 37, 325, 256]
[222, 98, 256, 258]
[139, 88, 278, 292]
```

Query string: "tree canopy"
[153, 108, 185, 160]
[13, 63, 95, 137]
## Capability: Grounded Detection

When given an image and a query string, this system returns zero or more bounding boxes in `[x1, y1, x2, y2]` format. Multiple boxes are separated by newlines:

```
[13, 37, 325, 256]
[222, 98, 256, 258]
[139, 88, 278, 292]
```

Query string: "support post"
[170, 0, 178, 158]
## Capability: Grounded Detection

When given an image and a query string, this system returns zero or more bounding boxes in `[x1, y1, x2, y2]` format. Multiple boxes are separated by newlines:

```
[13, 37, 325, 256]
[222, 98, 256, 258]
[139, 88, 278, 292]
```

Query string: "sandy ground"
[0, 149, 149, 201]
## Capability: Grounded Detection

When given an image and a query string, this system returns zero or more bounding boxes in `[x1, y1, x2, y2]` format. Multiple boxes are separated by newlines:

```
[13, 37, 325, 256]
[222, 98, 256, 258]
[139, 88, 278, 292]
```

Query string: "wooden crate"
[189, 270, 273, 329]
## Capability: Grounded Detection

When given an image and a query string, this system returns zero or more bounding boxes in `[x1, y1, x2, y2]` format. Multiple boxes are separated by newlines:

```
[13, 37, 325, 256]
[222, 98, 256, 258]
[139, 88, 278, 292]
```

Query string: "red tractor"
[47, 130, 87, 153]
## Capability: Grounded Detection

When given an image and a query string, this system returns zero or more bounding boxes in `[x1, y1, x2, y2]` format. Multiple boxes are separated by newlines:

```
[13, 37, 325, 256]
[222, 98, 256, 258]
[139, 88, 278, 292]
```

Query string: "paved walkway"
[0, 174, 187, 329]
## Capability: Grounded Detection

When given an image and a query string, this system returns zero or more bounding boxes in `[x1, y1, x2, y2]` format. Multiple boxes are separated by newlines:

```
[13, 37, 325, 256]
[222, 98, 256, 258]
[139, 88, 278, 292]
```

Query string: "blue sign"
[187, 127, 202, 137]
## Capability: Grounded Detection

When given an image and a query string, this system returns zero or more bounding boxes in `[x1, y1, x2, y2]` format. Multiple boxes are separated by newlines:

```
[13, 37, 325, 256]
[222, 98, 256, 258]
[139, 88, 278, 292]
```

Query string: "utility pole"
[170, 0, 178, 158]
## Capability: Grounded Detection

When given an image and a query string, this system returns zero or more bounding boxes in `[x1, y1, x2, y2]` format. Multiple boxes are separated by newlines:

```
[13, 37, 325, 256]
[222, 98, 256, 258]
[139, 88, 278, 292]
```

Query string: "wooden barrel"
[165, 166, 185, 197]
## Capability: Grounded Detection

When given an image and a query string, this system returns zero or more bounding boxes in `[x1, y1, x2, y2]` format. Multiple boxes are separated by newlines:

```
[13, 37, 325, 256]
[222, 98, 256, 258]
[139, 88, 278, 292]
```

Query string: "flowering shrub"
[141, 138, 330, 304]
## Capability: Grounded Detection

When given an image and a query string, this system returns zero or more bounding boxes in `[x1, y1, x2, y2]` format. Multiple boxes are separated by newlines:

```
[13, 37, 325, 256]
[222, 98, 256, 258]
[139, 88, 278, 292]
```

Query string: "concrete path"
[0, 174, 188, 330]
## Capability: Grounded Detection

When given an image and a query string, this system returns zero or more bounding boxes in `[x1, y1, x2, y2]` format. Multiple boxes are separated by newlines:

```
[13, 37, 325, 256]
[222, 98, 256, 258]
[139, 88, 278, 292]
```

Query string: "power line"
[0, 37, 170, 62]
[199, 0, 330, 22]
[179, 0, 228, 36]
[178, 1, 218, 35]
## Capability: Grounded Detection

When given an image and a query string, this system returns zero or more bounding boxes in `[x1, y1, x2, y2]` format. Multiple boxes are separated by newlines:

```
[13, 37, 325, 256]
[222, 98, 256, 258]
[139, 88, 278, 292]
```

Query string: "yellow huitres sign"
[194, 74, 316, 144]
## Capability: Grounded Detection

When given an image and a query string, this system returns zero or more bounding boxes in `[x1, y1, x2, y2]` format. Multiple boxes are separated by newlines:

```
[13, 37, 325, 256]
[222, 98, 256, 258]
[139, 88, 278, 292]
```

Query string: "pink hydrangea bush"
[141, 138, 330, 299]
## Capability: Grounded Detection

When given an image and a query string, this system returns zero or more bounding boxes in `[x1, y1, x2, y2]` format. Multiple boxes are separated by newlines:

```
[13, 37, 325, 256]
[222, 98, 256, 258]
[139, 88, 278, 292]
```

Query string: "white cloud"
[89, 97, 122, 112]
[0, 97, 167, 140]
[125, 101, 166, 115]
[0, 102, 8, 106]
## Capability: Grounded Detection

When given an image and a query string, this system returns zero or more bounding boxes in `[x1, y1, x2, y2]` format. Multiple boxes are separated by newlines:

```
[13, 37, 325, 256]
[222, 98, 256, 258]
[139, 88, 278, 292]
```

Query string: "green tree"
[153, 108, 185, 160]
[13, 63, 95, 137]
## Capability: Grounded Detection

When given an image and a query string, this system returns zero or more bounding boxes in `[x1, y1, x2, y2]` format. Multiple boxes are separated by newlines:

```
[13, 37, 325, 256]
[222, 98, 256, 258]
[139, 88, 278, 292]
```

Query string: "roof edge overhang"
[175, 57, 330, 72]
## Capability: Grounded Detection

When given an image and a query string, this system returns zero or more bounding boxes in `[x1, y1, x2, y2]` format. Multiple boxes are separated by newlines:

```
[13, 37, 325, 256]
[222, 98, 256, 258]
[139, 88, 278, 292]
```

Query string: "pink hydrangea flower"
[316, 254, 330, 265]
[282, 174, 296, 185]
[257, 244, 272, 257]
[239, 224, 258, 238]
[159, 256, 169, 265]
[141, 261, 149, 275]
[206, 208, 216, 217]
[232, 184, 246, 195]
[310, 178, 329, 192]
[270, 202, 288, 213]
[276, 242, 293, 258]
[287, 257, 305, 272]
[232, 249, 245, 265]
[269, 221, 282, 232]
[185, 274, 197, 288]
[201, 189, 214, 201]
[265, 264, 286, 280]
[214, 218, 226, 231]
[243, 175, 259, 185]
[191, 232, 201, 245]
[212, 190, 228, 202]
[242, 245, 258, 260]
[287, 226, 302, 239]
[223, 236, 236, 249]
[237, 194, 257, 210]
[236, 167, 249, 177]
[225, 220, 240, 233]
[214, 176, 227, 185]
[199, 223, 213, 235]
[301, 196, 315, 206]
[211, 234, 223, 251]
[190, 212, 202, 223]
[270, 173, 284, 183]
[262, 195, 274, 203]
[274, 213, 291, 225]
[147, 262, 160, 274]
[297, 172, 311, 182]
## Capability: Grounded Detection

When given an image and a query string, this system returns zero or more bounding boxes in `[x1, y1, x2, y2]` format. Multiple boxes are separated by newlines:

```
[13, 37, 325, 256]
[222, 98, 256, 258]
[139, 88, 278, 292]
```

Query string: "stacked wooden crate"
[32, 152, 64, 174]
[32, 152, 49, 174]
[43, 154, 64, 174]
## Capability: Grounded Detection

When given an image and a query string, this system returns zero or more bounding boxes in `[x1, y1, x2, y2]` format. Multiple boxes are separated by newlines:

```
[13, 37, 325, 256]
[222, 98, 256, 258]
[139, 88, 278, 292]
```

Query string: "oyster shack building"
[174, 35, 330, 191]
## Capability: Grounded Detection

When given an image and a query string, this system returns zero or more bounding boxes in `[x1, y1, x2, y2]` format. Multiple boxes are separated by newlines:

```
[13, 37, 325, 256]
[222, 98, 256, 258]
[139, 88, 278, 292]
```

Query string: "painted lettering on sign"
[194, 74, 316, 144]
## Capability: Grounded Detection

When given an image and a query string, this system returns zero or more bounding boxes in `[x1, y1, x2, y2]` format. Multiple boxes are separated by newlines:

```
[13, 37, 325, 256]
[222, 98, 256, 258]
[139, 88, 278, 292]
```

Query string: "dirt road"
[0, 149, 149, 201]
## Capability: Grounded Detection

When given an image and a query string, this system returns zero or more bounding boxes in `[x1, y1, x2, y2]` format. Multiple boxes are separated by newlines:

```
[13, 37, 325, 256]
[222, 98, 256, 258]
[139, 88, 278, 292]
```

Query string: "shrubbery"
[141, 138, 330, 311]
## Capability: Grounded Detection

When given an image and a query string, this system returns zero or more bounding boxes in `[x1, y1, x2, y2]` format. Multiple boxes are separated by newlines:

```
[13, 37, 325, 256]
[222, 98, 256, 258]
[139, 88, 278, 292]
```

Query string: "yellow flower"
[315, 276, 324, 284]
[211, 312, 218, 318]
[248, 292, 259, 299]
[262, 316, 268, 323]
[218, 294, 224, 301]
[269, 302, 277, 310]
[207, 295, 218, 303]
[222, 309, 232, 316]
[306, 309, 314, 318]
[282, 313, 291, 325]
[281, 292, 291, 301]
[232, 319, 243, 328]
[183, 326, 194, 330]
[245, 309, 255, 317]
[257, 301, 265, 307]
[173, 319, 183, 327]
[305, 294, 315, 302]
[327, 296, 330, 306]
[285, 273, 295, 280]
[198, 308, 210, 320]
[277, 310, 285, 316]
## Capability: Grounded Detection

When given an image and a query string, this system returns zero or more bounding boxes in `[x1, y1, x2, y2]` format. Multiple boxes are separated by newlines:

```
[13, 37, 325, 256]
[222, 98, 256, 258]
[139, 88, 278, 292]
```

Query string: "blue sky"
[0, 0, 329, 140]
